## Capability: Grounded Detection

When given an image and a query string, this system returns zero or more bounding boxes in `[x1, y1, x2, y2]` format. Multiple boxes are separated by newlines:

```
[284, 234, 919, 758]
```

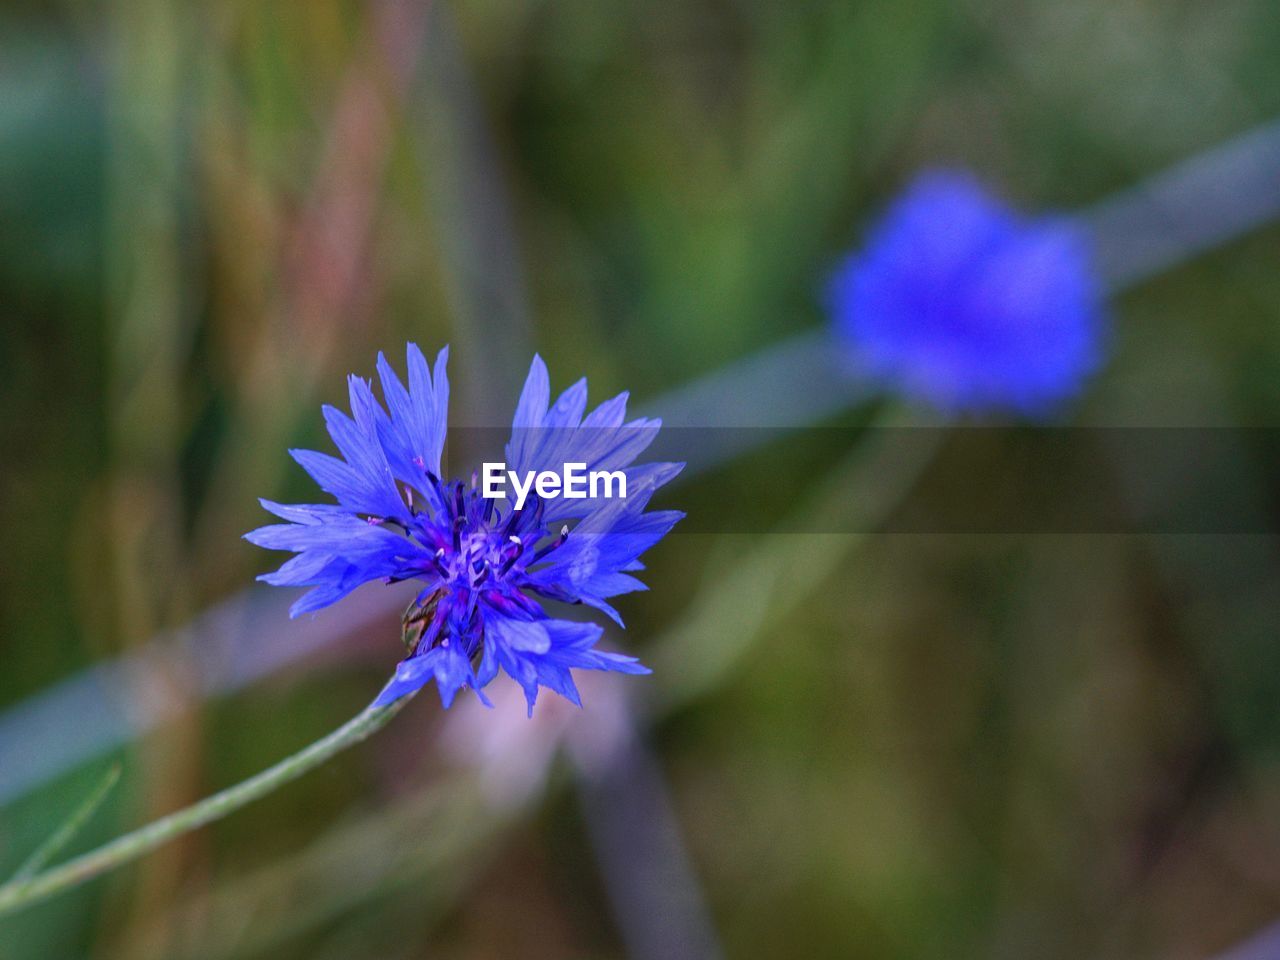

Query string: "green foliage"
[5, 0, 1280, 956]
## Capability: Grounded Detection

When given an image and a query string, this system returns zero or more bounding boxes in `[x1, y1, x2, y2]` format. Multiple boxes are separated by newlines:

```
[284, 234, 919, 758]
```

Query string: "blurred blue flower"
[826, 170, 1104, 415]
[246, 345, 683, 713]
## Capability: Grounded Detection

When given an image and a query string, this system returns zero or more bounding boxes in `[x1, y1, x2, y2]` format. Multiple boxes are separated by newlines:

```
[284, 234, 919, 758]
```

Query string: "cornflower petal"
[826, 170, 1105, 415]
[247, 346, 680, 712]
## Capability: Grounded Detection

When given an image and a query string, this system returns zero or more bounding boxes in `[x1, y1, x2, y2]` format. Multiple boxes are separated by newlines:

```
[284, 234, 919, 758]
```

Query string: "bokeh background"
[5, 1, 1280, 957]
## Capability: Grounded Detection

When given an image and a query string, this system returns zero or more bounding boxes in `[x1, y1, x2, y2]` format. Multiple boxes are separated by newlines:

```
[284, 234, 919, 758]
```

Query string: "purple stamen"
[431, 548, 450, 578]
[530, 524, 570, 565]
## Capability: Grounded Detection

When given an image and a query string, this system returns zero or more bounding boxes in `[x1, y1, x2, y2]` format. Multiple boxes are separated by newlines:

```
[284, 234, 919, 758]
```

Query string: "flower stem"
[0, 691, 413, 918]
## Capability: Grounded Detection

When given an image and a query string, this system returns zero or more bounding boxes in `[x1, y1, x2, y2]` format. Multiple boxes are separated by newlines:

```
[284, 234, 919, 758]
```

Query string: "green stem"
[0, 692, 413, 918]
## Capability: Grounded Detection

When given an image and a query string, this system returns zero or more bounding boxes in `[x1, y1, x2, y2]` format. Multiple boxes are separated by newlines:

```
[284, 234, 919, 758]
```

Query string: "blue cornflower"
[246, 346, 683, 713]
[826, 170, 1104, 416]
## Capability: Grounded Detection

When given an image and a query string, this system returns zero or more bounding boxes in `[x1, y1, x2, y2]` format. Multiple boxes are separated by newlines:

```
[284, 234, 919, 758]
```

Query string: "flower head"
[826, 170, 1104, 415]
[246, 346, 683, 713]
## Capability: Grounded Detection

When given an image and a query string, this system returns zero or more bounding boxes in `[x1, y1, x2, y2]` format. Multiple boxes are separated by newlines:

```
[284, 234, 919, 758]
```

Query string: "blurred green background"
[5, 0, 1280, 957]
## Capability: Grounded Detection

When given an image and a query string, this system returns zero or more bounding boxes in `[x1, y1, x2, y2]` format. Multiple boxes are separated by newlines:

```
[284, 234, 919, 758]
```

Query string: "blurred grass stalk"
[1215, 918, 1280, 960]
[190, 0, 429, 579]
[1085, 115, 1280, 291]
[571, 715, 725, 960]
[103, 0, 199, 935]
